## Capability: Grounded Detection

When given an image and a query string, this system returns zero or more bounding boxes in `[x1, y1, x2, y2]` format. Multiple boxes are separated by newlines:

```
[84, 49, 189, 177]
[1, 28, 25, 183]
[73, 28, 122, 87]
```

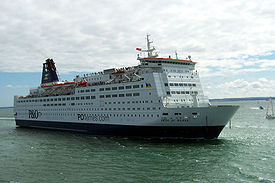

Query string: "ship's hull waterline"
[15, 120, 224, 139]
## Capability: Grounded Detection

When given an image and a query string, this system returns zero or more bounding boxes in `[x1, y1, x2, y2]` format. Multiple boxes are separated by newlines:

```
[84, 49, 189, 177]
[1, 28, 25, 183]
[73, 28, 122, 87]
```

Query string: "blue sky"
[0, 0, 275, 107]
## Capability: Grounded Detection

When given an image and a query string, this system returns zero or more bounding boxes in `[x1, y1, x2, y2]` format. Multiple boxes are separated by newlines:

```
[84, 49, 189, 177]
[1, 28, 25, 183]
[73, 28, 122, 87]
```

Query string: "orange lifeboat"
[112, 69, 125, 74]
[42, 81, 76, 88]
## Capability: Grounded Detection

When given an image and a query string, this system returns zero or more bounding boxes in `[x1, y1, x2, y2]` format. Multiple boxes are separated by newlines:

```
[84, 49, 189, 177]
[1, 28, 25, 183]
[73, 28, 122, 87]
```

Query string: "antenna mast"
[145, 34, 158, 58]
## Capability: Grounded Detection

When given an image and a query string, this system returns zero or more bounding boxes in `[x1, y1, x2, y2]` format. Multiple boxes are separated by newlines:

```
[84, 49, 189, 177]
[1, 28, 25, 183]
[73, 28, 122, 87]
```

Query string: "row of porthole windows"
[167, 91, 198, 95]
[78, 84, 144, 93]
[100, 93, 140, 98]
[173, 99, 194, 102]
[19, 106, 160, 112]
[142, 60, 191, 65]
[168, 75, 195, 79]
[165, 83, 196, 87]
[163, 69, 190, 73]
[17, 92, 141, 103]
[18, 98, 160, 109]
[19, 112, 160, 118]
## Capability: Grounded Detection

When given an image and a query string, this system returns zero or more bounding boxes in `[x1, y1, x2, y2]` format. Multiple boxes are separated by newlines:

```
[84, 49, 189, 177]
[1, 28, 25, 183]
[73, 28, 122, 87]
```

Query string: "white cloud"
[0, 0, 275, 100]
[205, 78, 275, 98]
[5, 84, 28, 88]
[0, 0, 275, 74]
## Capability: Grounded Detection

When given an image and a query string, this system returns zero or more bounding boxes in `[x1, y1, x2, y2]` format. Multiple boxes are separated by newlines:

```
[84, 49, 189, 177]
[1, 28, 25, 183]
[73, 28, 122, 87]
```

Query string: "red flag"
[136, 48, 142, 51]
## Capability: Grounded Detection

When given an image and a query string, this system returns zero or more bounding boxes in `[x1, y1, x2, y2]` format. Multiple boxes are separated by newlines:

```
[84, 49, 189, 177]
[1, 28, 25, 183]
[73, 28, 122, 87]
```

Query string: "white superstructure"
[14, 35, 239, 139]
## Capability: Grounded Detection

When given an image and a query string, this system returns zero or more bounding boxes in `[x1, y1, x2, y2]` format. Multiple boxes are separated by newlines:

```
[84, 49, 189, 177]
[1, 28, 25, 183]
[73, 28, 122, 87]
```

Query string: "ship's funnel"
[41, 58, 59, 84]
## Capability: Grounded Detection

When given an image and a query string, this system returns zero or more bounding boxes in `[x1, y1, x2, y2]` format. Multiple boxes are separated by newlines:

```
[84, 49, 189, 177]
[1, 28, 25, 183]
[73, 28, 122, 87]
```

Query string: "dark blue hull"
[15, 119, 224, 139]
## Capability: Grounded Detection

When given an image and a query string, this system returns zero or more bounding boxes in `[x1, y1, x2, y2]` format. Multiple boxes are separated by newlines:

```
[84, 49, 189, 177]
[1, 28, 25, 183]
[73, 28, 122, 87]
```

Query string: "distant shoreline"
[0, 107, 13, 109]
[210, 97, 274, 102]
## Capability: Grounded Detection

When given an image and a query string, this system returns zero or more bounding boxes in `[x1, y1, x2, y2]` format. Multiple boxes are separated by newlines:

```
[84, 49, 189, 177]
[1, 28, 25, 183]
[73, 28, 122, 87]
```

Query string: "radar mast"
[145, 34, 158, 58]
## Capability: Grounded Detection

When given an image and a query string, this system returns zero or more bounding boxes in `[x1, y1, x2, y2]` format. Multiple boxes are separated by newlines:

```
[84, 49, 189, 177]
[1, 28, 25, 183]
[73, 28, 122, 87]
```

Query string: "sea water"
[0, 100, 274, 183]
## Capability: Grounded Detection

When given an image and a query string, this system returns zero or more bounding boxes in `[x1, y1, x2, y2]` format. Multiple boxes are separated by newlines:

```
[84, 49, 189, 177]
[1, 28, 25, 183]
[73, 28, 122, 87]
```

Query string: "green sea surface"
[0, 100, 274, 183]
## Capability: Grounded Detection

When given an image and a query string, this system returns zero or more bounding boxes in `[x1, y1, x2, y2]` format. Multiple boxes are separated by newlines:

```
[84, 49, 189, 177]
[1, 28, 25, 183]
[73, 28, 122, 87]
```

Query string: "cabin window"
[133, 85, 139, 88]
[133, 93, 140, 96]
[119, 86, 124, 90]
[119, 94, 125, 97]
[126, 93, 132, 97]
[164, 83, 168, 86]
[99, 88, 104, 91]
[112, 87, 117, 90]
[100, 95, 104, 98]
[105, 88, 111, 91]
[126, 85, 132, 89]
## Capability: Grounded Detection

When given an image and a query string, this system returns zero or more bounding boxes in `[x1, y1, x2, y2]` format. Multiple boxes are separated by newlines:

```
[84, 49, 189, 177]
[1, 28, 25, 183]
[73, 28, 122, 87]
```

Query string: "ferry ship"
[14, 35, 239, 139]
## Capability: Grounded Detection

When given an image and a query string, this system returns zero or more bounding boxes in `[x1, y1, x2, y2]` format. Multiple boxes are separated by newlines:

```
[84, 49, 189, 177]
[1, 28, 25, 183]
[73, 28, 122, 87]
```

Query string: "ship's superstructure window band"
[166, 83, 197, 87]
[76, 84, 145, 93]
[16, 92, 144, 103]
